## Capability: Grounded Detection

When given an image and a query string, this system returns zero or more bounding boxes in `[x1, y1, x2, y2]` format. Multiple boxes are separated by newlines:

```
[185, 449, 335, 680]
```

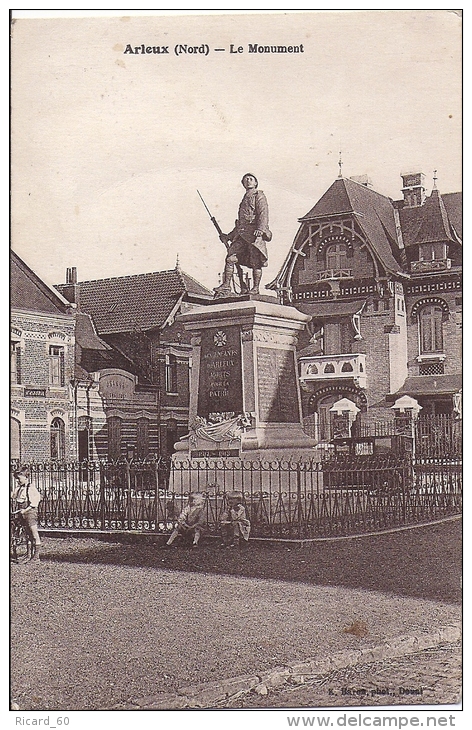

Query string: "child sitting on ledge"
[165, 492, 207, 549]
[220, 491, 251, 548]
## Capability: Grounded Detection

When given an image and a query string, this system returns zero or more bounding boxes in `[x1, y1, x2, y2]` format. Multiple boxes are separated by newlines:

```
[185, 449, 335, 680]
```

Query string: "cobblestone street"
[227, 642, 462, 709]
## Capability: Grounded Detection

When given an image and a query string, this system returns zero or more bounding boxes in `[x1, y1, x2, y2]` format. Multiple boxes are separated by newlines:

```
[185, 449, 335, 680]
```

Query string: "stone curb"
[112, 622, 461, 710]
[39, 514, 461, 547]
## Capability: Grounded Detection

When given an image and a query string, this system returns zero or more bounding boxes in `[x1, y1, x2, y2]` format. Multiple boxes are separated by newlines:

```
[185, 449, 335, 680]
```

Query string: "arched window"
[50, 417, 66, 460]
[326, 243, 348, 270]
[419, 305, 444, 353]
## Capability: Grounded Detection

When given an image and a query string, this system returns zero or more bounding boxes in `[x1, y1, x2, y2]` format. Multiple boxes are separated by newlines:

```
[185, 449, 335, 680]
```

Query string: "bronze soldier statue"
[214, 173, 272, 297]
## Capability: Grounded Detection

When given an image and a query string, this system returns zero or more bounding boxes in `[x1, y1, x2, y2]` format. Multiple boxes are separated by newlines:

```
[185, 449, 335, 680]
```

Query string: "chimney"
[401, 172, 426, 207]
[62, 267, 80, 308]
[350, 174, 373, 189]
[66, 267, 77, 284]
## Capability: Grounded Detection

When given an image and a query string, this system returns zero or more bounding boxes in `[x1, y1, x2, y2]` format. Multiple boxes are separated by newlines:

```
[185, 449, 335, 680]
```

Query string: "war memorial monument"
[172, 175, 317, 490]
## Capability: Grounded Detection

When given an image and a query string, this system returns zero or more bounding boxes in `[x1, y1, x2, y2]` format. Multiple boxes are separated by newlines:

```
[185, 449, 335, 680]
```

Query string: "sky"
[10, 10, 462, 293]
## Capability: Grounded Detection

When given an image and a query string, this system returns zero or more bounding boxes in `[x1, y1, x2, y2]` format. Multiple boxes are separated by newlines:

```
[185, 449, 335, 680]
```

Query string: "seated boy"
[165, 492, 206, 549]
[220, 491, 251, 548]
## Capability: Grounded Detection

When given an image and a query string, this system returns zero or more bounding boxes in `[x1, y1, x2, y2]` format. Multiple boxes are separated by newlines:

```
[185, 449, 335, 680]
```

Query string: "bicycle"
[10, 510, 33, 563]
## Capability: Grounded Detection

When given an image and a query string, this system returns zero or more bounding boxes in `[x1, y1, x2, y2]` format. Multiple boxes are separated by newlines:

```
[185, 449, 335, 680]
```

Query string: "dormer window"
[326, 243, 348, 270]
[317, 242, 352, 281]
[411, 243, 451, 272]
[418, 242, 447, 262]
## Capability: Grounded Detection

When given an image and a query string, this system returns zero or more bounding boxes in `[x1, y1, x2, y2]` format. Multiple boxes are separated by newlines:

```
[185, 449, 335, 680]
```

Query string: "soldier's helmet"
[241, 173, 258, 188]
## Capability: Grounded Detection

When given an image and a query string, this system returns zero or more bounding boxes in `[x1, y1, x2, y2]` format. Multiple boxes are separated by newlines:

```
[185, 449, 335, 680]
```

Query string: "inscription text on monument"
[198, 326, 243, 419]
[257, 347, 299, 423]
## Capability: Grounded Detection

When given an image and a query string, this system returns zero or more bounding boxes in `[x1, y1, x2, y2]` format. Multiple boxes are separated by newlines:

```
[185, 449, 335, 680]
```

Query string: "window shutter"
[136, 418, 150, 459]
[16, 346, 21, 384]
[434, 311, 444, 351]
[60, 349, 65, 386]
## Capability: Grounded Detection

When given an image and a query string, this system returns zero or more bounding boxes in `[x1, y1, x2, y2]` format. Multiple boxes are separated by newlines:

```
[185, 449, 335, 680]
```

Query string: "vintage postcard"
[10, 9, 462, 726]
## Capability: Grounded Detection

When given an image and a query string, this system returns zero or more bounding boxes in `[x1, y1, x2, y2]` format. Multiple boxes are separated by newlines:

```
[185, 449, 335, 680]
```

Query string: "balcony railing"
[316, 268, 353, 281]
[299, 353, 366, 388]
[410, 259, 451, 273]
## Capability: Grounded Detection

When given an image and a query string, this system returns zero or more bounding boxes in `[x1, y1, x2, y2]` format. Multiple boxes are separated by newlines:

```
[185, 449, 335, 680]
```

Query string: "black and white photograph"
[9, 8, 462, 725]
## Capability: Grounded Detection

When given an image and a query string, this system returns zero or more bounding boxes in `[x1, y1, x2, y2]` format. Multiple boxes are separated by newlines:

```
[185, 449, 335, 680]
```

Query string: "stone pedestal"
[173, 298, 316, 469]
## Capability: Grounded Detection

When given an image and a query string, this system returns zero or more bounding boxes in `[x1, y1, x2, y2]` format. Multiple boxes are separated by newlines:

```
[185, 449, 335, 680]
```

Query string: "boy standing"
[12, 467, 42, 562]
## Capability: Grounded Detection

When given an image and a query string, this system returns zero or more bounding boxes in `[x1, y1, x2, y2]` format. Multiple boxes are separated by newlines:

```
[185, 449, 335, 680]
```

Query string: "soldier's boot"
[248, 269, 262, 295]
[214, 261, 234, 296]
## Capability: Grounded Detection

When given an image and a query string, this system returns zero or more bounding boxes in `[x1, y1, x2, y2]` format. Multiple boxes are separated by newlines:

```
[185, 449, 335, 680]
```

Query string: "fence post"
[125, 460, 132, 530]
[154, 459, 161, 533]
[296, 463, 302, 540]
[99, 462, 106, 528]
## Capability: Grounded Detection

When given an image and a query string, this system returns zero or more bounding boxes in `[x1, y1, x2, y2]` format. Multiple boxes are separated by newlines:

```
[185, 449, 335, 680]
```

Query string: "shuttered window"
[108, 417, 122, 461]
[11, 342, 21, 384]
[49, 345, 65, 386]
[420, 305, 444, 353]
[165, 354, 178, 394]
[136, 418, 150, 460]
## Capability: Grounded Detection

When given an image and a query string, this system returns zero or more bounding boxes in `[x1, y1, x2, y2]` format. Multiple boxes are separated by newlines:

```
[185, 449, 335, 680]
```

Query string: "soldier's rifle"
[197, 190, 247, 294]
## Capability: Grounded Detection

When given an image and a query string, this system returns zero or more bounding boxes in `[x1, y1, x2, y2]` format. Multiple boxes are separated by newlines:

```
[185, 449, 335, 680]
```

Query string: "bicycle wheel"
[11, 522, 31, 563]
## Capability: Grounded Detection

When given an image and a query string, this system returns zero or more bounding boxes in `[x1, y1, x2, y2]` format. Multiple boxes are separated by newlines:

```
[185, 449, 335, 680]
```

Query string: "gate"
[415, 415, 462, 458]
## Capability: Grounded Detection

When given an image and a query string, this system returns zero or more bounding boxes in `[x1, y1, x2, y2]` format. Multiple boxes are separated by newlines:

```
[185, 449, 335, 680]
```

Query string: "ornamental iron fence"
[356, 414, 462, 458]
[11, 452, 462, 540]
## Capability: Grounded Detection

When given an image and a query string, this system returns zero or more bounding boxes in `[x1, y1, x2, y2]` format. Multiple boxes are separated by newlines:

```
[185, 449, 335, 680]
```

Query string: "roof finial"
[338, 148, 343, 178]
[433, 169, 438, 190]
[175, 253, 180, 270]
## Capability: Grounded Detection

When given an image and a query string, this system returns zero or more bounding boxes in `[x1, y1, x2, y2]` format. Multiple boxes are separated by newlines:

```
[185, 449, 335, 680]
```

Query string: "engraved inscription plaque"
[257, 347, 299, 423]
[198, 325, 243, 419]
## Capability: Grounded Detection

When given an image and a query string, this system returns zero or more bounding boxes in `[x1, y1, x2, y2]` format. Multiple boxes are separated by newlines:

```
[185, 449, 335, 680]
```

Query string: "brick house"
[56, 266, 213, 460]
[11, 251, 77, 461]
[268, 172, 462, 443]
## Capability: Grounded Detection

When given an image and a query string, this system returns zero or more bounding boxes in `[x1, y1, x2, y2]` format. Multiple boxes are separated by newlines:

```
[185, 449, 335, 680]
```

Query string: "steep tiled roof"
[398, 189, 461, 247]
[11, 250, 72, 315]
[74, 312, 136, 376]
[56, 268, 213, 335]
[177, 269, 215, 298]
[300, 178, 354, 220]
[75, 312, 111, 351]
[442, 192, 462, 239]
[299, 178, 402, 275]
